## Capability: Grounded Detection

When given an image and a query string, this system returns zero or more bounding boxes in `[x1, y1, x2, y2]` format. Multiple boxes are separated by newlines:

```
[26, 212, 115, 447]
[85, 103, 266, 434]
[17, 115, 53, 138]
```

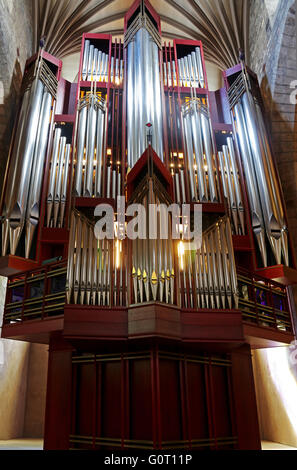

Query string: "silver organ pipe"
[83, 95, 97, 197]
[179, 58, 186, 87]
[222, 144, 239, 234]
[46, 128, 61, 227]
[87, 44, 94, 81]
[53, 136, 66, 227]
[1, 57, 57, 258]
[93, 48, 98, 80]
[195, 47, 205, 88]
[126, 15, 164, 169]
[226, 137, 245, 235]
[233, 100, 267, 266]
[59, 143, 71, 227]
[82, 40, 90, 81]
[25, 88, 53, 258]
[97, 50, 102, 80]
[172, 61, 177, 87]
[191, 52, 199, 87]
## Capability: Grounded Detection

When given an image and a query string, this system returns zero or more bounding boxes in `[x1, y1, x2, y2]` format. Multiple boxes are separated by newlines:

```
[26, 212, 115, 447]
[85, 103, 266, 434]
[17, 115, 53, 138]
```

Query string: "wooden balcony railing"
[238, 269, 292, 333]
[4, 260, 66, 324]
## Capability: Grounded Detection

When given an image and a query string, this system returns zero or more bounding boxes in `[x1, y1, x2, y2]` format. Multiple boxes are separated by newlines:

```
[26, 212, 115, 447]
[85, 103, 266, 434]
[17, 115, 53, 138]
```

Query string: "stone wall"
[0, 1, 47, 440]
[0, 0, 33, 190]
[249, 0, 297, 448]
[0, 275, 30, 439]
[249, 0, 297, 257]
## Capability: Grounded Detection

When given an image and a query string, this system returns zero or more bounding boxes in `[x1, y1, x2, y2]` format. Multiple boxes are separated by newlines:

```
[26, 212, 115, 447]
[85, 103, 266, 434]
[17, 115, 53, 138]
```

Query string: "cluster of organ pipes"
[1, 57, 57, 259]
[163, 47, 205, 89]
[131, 196, 175, 305]
[182, 98, 220, 203]
[66, 210, 127, 307]
[178, 217, 238, 310]
[73, 91, 111, 198]
[46, 128, 71, 228]
[82, 40, 124, 85]
[126, 24, 164, 168]
[229, 70, 289, 267]
[218, 137, 245, 235]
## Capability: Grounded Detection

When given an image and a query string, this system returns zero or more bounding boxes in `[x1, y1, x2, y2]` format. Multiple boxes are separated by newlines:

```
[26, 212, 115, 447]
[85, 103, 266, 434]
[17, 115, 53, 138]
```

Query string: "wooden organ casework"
[0, 0, 296, 450]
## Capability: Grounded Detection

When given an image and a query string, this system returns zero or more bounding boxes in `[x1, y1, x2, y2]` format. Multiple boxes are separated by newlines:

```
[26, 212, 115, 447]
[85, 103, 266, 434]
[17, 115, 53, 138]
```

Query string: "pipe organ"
[0, 0, 296, 452]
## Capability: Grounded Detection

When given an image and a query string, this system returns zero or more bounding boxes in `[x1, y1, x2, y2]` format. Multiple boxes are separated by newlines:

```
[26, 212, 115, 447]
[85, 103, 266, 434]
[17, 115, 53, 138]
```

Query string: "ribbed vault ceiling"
[33, 0, 250, 69]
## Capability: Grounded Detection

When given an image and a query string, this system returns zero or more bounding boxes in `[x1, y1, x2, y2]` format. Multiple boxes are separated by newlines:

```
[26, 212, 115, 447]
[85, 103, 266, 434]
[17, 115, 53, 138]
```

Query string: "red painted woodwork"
[1, 315, 64, 344]
[44, 334, 73, 450]
[230, 344, 261, 450]
[128, 303, 181, 339]
[65, 346, 241, 450]
[181, 309, 244, 344]
[63, 304, 128, 341]
[0, 255, 38, 276]
[244, 323, 294, 349]
[256, 265, 297, 286]
[126, 146, 174, 201]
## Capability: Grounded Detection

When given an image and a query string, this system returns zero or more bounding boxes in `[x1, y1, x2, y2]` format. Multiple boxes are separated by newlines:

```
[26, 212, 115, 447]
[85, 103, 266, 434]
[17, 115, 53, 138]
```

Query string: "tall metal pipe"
[46, 128, 61, 227]
[200, 109, 218, 203]
[53, 137, 66, 227]
[183, 111, 197, 201]
[222, 145, 238, 234]
[97, 50, 102, 81]
[82, 40, 90, 80]
[191, 52, 199, 87]
[84, 96, 96, 197]
[226, 137, 245, 235]
[126, 25, 163, 167]
[59, 143, 71, 227]
[234, 101, 267, 266]
[93, 48, 98, 80]
[25, 89, 53, 257]
[87, 44, 94, 81]
[191, 101, 208, 201]
[254, 102, 288, 265]
[241, 92, 282, 264]
[195, 47, 204, 88]
[3, 78, 45, 256]
[95, 108, 105, 196]
[74, 104, 88, 197]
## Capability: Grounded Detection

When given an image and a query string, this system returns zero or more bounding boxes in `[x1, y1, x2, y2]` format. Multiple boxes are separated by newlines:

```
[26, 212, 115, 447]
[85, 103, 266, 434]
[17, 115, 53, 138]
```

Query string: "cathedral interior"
[0, 0, 297, 451]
